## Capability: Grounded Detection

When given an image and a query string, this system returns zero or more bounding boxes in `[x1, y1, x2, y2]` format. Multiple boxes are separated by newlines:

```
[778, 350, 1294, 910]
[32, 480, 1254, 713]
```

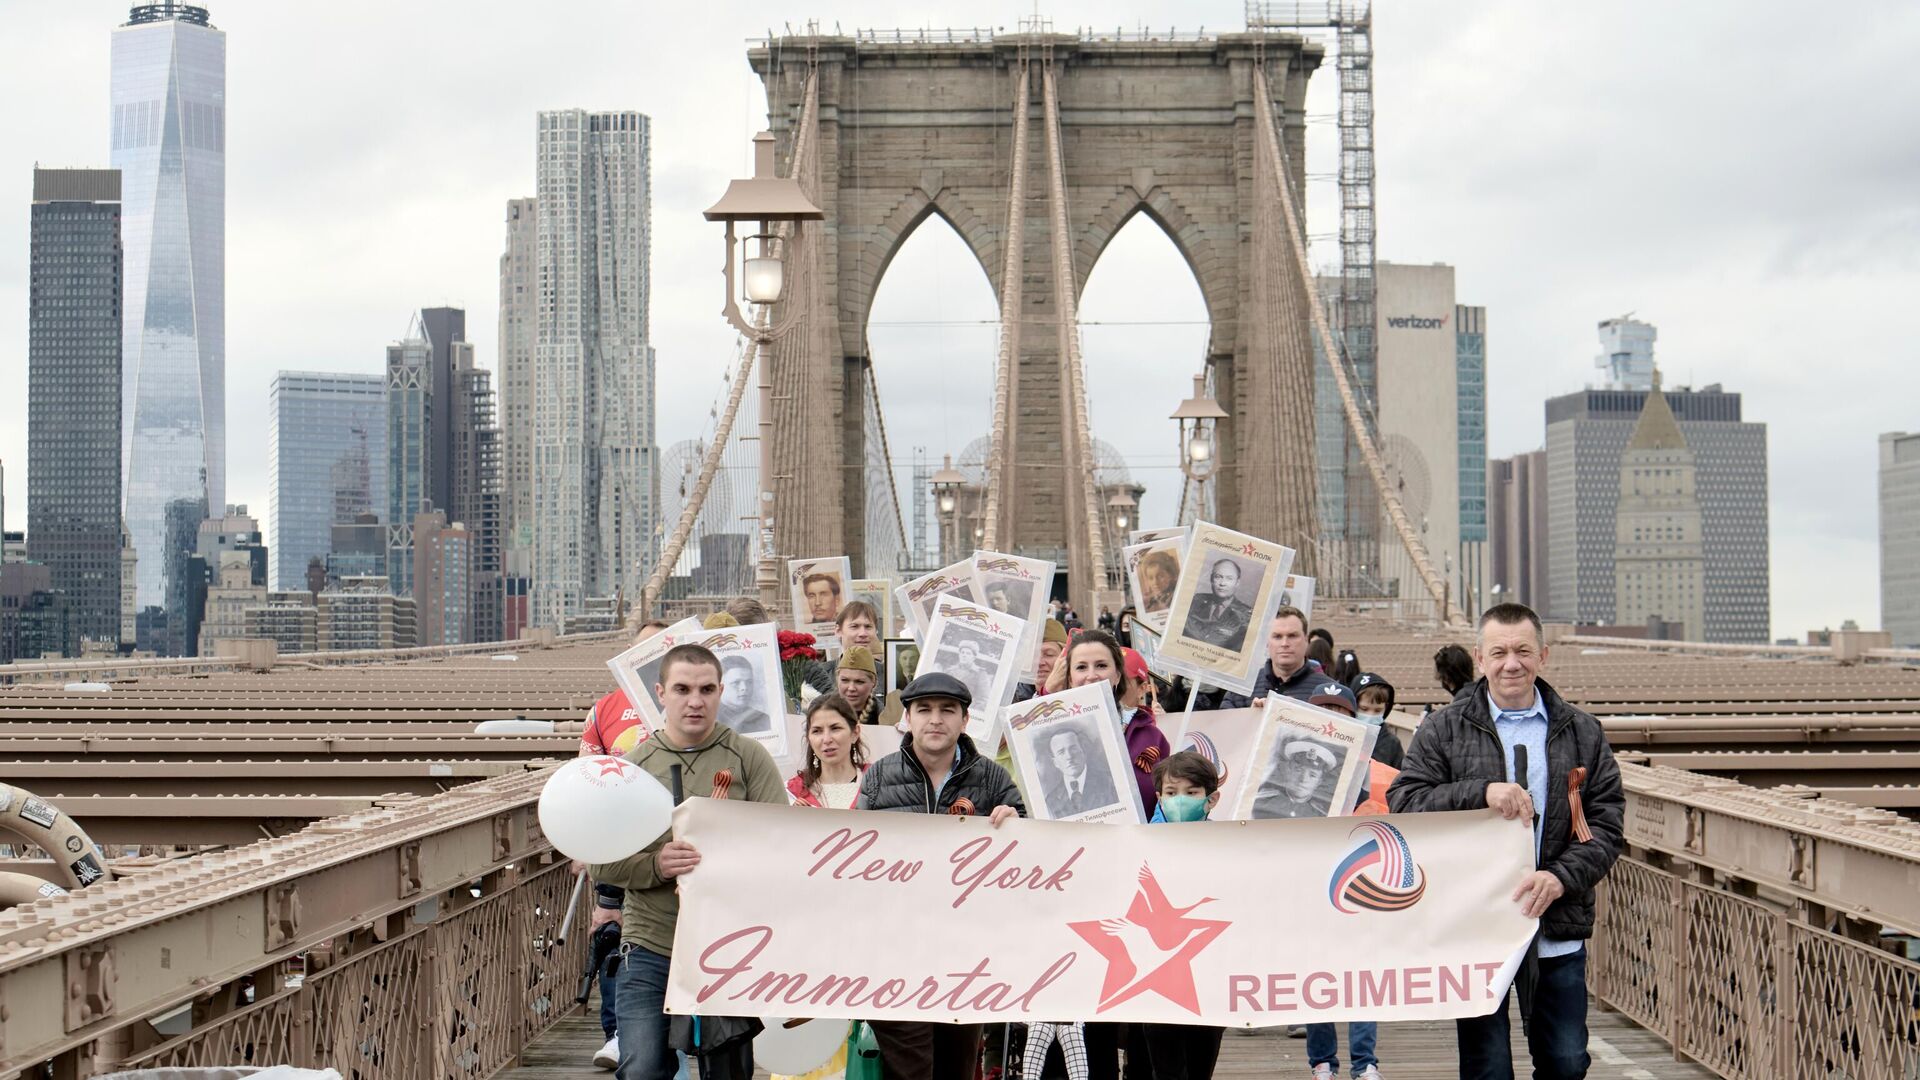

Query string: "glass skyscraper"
[267, 373, 387, 590]
[27, 169, 125, 650]
[112, 3, 225, 609]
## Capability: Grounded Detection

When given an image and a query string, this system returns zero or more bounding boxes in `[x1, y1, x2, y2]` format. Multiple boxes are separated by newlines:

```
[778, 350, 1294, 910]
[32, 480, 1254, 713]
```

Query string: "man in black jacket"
[1386, 603, 1624, 1080]
[1213, 605, 1321, 710]
[858, 671, 1023, 1079]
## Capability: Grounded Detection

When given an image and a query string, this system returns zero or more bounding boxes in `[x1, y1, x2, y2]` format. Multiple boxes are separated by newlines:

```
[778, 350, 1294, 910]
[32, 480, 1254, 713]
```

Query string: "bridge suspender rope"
[980, 58, 1031, 552]
[1041, 61, 1109, 600]
[639, 69, 821, 618]
[1252, 66, 1462, 627]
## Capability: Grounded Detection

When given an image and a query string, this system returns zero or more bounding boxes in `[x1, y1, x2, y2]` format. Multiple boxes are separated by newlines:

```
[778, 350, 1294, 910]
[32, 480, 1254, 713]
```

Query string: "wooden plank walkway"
[503, 1001, 1719, 1079]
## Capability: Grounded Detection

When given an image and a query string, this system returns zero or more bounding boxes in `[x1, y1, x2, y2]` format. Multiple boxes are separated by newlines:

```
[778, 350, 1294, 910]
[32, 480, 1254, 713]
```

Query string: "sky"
[1, 0, 1915, 642]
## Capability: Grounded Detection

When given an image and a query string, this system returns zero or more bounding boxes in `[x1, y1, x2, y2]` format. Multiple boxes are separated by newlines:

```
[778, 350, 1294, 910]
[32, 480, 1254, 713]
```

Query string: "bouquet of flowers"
[778, 629, 823, 708]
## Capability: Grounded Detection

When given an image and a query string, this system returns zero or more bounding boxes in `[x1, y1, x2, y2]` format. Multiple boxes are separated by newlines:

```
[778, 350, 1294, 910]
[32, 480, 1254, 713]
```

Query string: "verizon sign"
[1385, 314, 1449, 330]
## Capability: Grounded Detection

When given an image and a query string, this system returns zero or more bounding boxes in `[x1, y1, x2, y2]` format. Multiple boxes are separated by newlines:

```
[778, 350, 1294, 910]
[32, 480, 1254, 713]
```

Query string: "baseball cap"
[899, 671, 972, 711]
[1308, 681, 1358, 716]
[1122, 647, 1150, 683]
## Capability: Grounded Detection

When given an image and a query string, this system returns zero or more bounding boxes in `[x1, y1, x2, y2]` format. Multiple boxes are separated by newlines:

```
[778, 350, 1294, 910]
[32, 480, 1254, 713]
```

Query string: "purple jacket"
[1123, 706, 1171, 818]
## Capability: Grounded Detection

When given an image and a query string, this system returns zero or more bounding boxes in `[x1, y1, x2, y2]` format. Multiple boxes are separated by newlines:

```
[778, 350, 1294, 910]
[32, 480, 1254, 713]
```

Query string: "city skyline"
[1, 2, 1914, 640]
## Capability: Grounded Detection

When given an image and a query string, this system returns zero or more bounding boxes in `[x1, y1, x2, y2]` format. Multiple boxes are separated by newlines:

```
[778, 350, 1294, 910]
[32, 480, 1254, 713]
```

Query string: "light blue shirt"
[932, 740, 966, 802]
[1488, 688, 1582, 958]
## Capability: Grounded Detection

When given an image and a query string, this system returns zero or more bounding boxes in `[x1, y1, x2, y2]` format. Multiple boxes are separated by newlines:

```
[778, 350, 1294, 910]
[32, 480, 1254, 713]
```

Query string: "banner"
[667, 799, 1535, 1027]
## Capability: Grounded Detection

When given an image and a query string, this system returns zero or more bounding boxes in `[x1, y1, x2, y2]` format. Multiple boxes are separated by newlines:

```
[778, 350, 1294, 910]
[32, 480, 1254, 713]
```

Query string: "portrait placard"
[788, 556, 853, 651]
[896, 558, 978, 642]
[1168, 706, 1264, 819]
[972, 550, 1055, 680]
[1128, 526, 1190, 547]
[1123, 537, 1185, 635]
[1279, 573, 1316, 625]
[604, 616, 703, 731]
[882, 637, 920, 694]
[1128, 617, 1161, 669]
[1004, 681, 1144, 825]
[845, 578, 894, 636]
[1155, 522, 1296, 694]
[688, 621, 789, 761]
[1231, 694, 1379, 822]
[919, 595, 1027, 748]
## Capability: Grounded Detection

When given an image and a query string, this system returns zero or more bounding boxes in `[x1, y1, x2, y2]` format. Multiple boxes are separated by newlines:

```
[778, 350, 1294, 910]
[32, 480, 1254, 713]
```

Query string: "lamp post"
[705, 131, 824, 611]
[1170, 372, 1227, 522]
[931, 455, 965, 564]
[1106, 490, 1135, 534]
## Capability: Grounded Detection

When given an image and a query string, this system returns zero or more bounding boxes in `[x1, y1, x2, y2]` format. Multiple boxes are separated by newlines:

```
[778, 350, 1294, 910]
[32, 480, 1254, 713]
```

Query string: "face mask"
[1160, 794, 1211, 822]
[1357, 711, 1386, 727]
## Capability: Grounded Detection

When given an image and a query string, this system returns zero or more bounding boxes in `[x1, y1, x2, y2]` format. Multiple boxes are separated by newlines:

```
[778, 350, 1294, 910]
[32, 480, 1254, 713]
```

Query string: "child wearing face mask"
[1140, 751, 1225, 1078]
[1349, 672, 1404, 769]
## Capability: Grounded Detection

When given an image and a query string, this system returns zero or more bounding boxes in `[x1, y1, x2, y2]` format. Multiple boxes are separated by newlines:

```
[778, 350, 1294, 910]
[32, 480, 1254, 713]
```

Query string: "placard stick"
[555, 870, 588, 946]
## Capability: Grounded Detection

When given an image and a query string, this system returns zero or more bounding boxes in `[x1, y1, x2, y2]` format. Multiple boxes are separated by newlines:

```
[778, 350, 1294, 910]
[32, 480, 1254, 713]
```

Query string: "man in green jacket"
[590, 642, 787, 1080]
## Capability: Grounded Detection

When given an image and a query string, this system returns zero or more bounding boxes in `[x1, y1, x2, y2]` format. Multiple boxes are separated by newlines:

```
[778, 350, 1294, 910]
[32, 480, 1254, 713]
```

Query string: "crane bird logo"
[1328, 821, 1428, 914]
[1067, 864, 1231, 1015]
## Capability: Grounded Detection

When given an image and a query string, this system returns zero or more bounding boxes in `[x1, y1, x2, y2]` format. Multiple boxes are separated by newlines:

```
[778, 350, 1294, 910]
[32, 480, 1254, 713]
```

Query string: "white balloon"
[754, 1017, 849, 1074]
[536, 757, 674, 864]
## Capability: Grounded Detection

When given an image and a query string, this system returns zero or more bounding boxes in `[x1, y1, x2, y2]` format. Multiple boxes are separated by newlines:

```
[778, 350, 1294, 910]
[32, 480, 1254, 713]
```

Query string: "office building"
[1455, 304, 1488, 613]
[499, 197, 537, 585]
[413, 512, 471, 646]
[1546, 382, 1769, 643]
[532, 110, 658, 628]
[245, 592, 317, 654]
[1595, 317, 1657, 391]
[151, 494, 208, 655]
[120, 526, 137, 644]
[1371, 262, 1462, 603]
[268, 372, 386, 589]
[318, 576, 415, 652]
[1612, 375, 1706, 640]
[1882, 431, 1920, 646]
[1487, 450, 1549, 613]
[27, 168, 125, 652]
[449, 355, 503, 641]
[325, 513, 386, 586]
[198, 549, 266, 656]
[113, 3, 226, 609]
[0, 563, 76, 663]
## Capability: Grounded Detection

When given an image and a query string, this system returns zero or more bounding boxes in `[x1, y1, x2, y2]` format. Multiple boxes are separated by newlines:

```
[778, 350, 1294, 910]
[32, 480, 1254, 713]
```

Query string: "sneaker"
[1311, 1066, 1333, 1080]
[1355, 1067, 1382, 1080]
[593, 1036, 618, 1070]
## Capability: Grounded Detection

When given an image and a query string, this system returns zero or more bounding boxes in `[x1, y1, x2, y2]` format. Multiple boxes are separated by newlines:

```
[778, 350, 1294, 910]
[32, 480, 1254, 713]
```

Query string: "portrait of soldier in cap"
[1252, 736, 1343, 819]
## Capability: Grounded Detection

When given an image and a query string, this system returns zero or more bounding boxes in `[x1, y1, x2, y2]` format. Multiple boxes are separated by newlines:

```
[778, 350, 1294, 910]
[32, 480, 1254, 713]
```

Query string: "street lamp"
[1171, 373, 1228, 522]
[1106, 490, 1136, 534]
[705, 131, 826, 611]
[931, 455, 965, 561]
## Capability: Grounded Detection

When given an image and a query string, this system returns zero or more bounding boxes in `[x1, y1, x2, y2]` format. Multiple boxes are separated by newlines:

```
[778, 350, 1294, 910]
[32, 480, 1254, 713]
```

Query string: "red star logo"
[1322, 721, 1338, 736]
[1067, 864, 1231, 1015]
[594, 757, 634, 779]
[1241, 542, 1256, 556]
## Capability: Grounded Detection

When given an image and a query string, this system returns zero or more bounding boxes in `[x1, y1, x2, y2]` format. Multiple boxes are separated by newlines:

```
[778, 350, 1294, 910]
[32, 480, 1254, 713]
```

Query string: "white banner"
[667, 800, 1535, 1027]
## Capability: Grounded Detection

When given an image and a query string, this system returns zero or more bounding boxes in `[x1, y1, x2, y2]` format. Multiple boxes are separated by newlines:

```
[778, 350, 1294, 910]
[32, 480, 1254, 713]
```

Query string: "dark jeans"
[613, 945, 694, 1080]
[1306, 1021, 1377, 1072]
[1457, 948, 1591, 1080]
[600, 954, 619, 1038]
[1140, 1024, 1224, 1079]
[868, 1020, 982, 1080]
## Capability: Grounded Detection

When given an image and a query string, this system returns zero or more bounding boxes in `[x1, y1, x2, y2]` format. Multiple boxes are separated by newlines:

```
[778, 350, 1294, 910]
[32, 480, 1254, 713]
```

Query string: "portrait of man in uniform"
[1252, 737, 1342, 819]
[1182, 555, 1257, 650]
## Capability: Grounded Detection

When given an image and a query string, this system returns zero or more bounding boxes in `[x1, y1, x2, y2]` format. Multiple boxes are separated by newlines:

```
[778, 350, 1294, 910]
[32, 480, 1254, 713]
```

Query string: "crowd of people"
[574, 595, 1623, 1080]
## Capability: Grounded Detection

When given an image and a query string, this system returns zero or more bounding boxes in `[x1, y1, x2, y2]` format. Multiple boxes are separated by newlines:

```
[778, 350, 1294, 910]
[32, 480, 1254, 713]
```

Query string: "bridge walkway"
[504, 999, 1716, 1079]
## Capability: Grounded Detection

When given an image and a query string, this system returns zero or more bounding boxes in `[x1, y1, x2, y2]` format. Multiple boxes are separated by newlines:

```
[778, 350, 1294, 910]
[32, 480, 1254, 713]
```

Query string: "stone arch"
[1074, 183, 1231, 340]
[842, 186, 1002, 346]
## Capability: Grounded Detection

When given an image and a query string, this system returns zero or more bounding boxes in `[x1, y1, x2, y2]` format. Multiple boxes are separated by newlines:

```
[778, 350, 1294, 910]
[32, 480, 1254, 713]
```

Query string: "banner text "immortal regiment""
[1226, 963, 1505, 1013]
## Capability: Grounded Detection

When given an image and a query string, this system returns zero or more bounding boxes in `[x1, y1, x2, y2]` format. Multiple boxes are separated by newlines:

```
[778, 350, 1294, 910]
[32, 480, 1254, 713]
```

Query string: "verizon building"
[1545, 375, 1770, 643]
[1366, 263, 1486, 612]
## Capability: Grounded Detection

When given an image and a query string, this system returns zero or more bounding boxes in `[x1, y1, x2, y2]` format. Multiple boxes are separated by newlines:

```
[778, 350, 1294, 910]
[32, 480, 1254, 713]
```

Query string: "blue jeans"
[613, 945, 690, 1080]
[1306, 1021, 1377, 1073]
[600, 953, 619, 1038]
[1456, 947, 1590, 1080]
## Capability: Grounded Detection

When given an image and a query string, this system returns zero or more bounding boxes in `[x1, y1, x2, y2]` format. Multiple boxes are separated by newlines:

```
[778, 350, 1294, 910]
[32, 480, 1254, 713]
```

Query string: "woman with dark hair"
[1307, 636, 1336, 675]
[1114, 606, 1137, 649]
[1331, 648, 1362, 687]
[785, 695, 869, 808]
[1433, 643, 1474, 698]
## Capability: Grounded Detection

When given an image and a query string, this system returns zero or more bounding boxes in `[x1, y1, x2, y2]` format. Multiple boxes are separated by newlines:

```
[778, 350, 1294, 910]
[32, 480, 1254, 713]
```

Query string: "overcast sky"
[2, 1, 1914, 642]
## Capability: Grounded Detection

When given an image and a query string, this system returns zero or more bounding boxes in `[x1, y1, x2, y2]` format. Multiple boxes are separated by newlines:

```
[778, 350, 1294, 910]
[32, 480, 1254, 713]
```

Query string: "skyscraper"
[449, 355, 503, 642]
[1372, 262, 1462, 604]
[268, 372, 387, 590]
[1612, 374, 1706, 639]
[413, 510, 471, 646]
[532, 110, 657, 628]
[1546, 382, 1769, 643]
[27, 168, 124, 651]
[499, 197, 537, 577]
[1455, 303, 1488, 612]
[1881, 431, 1920, 646]
[1487, 450, 1549, 612]
[1595, 316, 1657, 391]
[112, 3, 226, 610]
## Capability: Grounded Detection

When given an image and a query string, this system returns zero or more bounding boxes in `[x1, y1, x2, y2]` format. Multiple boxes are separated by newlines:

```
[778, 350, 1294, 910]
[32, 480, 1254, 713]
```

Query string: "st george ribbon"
[665, 800, 1537, 1026]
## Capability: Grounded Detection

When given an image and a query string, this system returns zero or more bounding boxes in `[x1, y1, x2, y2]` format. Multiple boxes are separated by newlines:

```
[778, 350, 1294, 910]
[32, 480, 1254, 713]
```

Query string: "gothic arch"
[843, 186, 1002, 342]
[1075, 184, 1231, 339]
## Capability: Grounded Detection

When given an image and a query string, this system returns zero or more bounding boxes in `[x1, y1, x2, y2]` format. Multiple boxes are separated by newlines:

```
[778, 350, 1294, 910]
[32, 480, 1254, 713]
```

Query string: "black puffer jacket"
[859, 733, 1026, 817]
[1386, 676, 1624, 941]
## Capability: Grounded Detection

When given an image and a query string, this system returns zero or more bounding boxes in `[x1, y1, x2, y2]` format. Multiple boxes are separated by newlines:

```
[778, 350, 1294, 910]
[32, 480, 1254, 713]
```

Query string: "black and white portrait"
[984, 578, 1035, 617]
[1179, 553, 1260, 652]
[717, 653, 773, 736]
[1251, 734, 1345, 819]
[933, 625, 1003, 717]
[1036, 722, 1121, 818]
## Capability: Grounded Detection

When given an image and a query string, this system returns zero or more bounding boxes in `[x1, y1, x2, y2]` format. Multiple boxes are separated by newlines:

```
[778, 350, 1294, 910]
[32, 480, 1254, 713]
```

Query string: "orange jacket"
[1355, 760, 1399, 816]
